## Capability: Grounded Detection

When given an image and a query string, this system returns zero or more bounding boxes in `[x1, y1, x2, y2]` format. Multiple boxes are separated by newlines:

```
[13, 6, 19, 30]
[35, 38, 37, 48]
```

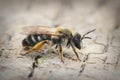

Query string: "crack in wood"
[28, 55, 42, 79]
[93, 37, 108, 53]
[91, 56, 107, 64]
[114, 54, 120, 69]
[79, 54, 89, 76]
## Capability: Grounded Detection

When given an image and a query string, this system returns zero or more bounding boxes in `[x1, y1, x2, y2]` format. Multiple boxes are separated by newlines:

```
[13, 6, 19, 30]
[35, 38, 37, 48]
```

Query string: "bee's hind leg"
[24, 40, 50, 55]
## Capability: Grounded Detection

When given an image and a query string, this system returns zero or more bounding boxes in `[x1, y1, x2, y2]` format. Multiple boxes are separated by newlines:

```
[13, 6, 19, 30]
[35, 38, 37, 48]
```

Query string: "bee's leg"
[71, 44, 81, 61]
[58, 44, 64, 63]
[24, 40, 50, 55]
[55, 44, 58, 49]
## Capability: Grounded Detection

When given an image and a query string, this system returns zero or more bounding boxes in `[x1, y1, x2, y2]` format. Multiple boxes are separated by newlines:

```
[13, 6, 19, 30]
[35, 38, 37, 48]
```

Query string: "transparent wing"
[20, 26, 61, 36]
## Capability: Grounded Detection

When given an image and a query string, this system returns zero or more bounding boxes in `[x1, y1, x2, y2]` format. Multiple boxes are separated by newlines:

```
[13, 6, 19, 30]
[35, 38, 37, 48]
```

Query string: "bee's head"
[72, 33, 81, 49]
[72, 29, 95, 49]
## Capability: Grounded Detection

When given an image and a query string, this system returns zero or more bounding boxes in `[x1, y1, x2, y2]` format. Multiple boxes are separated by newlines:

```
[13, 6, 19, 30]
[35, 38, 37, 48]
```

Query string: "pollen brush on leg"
[24, 40, 50, 55]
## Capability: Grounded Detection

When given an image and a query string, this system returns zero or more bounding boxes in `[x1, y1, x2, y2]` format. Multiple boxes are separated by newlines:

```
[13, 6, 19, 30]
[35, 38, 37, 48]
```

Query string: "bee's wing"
[20, 26, 61, 36]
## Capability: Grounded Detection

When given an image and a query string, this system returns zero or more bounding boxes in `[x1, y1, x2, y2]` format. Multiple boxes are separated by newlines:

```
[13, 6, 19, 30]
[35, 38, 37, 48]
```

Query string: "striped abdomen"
[22, 34, 51, 47]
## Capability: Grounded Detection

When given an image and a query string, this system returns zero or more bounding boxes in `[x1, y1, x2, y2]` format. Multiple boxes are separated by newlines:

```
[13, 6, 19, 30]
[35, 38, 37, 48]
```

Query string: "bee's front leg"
[71, 44, 81, 61]
[58, 44, 64, 63]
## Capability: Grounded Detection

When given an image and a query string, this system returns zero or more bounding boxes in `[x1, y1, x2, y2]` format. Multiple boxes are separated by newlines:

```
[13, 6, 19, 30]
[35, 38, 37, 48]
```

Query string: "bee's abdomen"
[22, 34, 51, 46]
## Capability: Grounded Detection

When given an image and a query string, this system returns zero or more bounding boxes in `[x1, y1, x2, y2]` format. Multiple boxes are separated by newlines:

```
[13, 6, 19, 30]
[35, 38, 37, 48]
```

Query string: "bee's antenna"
[81, 29, 96, 40]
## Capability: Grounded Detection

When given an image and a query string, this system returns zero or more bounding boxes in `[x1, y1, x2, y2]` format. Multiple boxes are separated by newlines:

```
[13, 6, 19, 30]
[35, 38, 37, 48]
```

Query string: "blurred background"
[0, 0, 120, 80]
[0, 0, 120, 33]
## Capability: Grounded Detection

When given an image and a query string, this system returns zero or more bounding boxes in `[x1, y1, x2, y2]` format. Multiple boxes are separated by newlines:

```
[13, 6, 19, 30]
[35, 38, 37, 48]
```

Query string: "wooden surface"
[0, 0, 120, 80]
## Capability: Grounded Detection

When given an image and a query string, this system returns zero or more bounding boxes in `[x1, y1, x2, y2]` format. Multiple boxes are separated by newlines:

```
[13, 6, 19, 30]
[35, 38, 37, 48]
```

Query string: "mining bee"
[21, 26, 95, 63]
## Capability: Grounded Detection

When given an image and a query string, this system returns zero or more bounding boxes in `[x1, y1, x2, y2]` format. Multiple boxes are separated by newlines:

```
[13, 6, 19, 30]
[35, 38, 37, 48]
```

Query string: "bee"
[21, 26, 95, 63]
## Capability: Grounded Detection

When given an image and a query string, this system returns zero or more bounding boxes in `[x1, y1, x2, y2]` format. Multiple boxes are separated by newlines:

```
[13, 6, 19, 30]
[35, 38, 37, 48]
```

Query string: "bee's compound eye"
[72, 33, 81, 49]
